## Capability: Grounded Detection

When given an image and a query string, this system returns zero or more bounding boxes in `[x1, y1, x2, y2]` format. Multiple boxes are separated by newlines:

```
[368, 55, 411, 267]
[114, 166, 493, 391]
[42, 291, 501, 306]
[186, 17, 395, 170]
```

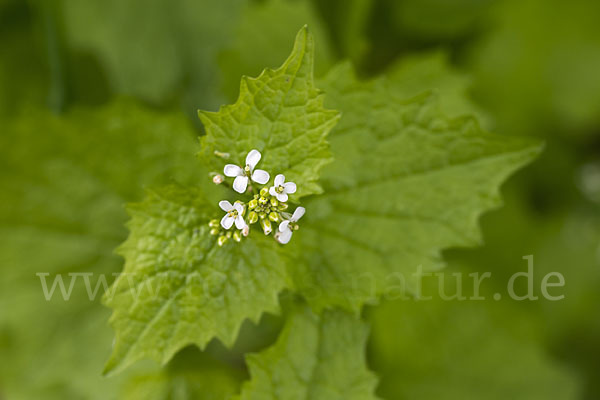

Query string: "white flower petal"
[279, 220, 290, 232]
[251, 169, 270, 184]
[219, 200, 233, 212]
[278, 229, 293, 244]
[221, 215, 234, 229]
[233, 203, 244, 214]
[233, 176, 249, 193]
[276, 193, 288, 203]
[274, 174, 285, 186]
[235, 215, 246, 229]
[291, 207, 305, 221]
[269, 186, 278, 197]
[246, 149, 261, 169]
[223, 164, 242, 177]
[283, 182, 296, 194]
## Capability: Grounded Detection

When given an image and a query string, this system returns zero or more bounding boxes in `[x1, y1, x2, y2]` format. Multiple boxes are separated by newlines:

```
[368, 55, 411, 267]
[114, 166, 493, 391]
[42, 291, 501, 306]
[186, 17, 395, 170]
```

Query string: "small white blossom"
[277, 206, 305, 244]
[269, 174, 296, 202]
[219, 200, 246, 230]
[224, 149, 270, 193]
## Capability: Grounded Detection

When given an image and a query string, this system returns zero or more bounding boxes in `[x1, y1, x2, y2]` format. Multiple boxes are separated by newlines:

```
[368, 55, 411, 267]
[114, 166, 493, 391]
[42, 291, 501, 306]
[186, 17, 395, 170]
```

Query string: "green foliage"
[102, 26, 544, 380]
[105, 27, 337, 374]
[384, 51, 490, 125]
[237, 304, 379, 400]
[199, 27, 340, 199]
[104, 185, 292, 374]
[103, 28, 541, 378]
[294, 62, 541, 311]
[2, 1, 597, 399]
[0, 101, 206, 398]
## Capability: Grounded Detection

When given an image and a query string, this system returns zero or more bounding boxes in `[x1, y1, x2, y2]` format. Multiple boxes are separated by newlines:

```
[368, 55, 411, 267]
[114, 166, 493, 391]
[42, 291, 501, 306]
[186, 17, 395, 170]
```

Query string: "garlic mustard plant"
[276, 206, 305, 244]
[209, 149, 302, 246]
[218, 200, 246, 230]
[223, 149, 270, 193]
[269, 174, 297, 202]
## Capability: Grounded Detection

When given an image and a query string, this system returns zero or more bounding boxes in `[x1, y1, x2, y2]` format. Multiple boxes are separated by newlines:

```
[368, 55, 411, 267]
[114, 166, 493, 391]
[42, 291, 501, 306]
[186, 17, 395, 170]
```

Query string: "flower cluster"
[208, 149, 305, 246]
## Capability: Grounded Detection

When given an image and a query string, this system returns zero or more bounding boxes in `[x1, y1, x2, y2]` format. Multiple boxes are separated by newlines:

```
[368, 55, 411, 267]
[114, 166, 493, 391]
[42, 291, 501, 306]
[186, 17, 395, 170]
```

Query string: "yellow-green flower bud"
[278, 203, 289, 211]
[226, 231, 232, 238]
[217, 235, 228, 247]
[260, 187, 269, 197]
[248, 199, 258, 210]
[258, 196, 268, 205]
[233, 231, 242, 242]
[210, 228, 219, 236]
[259, 211, 267, 219]
[260, 218, 272, 235]
[270, 197, 279, 207]
[247, 211, 258, 224]
[209, 219, 220, 228]
[268, 212, 279, 222]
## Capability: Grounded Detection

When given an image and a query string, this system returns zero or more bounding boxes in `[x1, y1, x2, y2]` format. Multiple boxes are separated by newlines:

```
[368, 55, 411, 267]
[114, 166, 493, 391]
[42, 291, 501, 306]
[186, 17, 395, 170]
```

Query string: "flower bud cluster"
[245, 187, 289, 235]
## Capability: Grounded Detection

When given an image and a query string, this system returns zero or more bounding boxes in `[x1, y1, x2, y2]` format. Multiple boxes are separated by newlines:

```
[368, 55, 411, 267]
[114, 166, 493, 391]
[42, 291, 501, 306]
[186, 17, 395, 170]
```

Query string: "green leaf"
[0, 101, 203, 399]
[103, 185, 293, 375]
[384, 51, 490, 127]
[199, 26, 340, 199]
[237, 305, 380, 400]
[293, 63, 543, 312]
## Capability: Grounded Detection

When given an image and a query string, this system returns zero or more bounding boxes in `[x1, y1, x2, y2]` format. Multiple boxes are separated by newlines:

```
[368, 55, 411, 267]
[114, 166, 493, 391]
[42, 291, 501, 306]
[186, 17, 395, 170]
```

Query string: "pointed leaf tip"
[198, 25, 337, 199]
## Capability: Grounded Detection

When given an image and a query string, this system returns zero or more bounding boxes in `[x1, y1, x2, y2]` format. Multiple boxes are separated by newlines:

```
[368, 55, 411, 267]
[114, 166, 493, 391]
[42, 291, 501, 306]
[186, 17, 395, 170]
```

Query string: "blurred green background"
[1, 0, 599, 399]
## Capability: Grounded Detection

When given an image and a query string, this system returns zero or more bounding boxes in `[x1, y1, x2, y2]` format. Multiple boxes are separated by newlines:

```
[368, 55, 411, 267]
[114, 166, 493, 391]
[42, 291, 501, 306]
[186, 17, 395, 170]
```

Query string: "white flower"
[269, 174, 296, 202]
[277, 206, 305, 244]
[223, 149, 270, 193]
[219, 200, 246, 230]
